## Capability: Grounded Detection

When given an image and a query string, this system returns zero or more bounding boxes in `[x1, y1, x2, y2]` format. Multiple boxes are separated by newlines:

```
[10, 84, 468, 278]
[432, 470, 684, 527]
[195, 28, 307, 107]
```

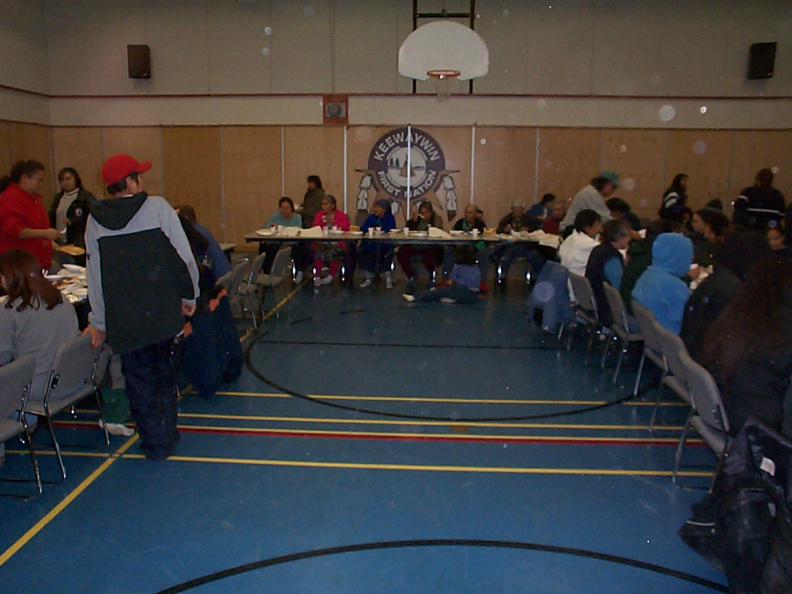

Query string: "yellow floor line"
[178, 412, 684, 432]
[115, 452, 714, 477]
[212, 390, 686, 408]
[0, 435, 139, 569]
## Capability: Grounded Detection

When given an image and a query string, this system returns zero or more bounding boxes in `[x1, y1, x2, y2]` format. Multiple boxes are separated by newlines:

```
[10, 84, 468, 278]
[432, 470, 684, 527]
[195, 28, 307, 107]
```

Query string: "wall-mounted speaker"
[747, 42, 776, 80]
[127, 44, 151, 79]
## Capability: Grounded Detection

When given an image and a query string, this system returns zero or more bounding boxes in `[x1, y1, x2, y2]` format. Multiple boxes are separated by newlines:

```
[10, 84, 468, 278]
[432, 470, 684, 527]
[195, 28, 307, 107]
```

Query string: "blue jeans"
[443, 246, 489, 282]
[121, 339, 179, 460]
[415, 284, 479, 304]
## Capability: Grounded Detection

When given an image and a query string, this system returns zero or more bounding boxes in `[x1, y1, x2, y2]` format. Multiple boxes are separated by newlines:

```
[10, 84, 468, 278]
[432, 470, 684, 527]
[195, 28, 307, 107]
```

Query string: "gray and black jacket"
[85, 192, 200, 354]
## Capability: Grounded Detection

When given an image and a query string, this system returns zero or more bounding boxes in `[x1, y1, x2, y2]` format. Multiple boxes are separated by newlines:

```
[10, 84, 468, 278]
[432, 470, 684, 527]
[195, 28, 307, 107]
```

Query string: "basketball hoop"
[427, 69, 460, 102]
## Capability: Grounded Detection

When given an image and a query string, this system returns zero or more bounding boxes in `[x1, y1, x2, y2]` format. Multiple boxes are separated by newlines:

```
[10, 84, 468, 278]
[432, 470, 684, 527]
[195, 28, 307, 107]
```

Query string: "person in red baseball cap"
[83, 154, 200, 460]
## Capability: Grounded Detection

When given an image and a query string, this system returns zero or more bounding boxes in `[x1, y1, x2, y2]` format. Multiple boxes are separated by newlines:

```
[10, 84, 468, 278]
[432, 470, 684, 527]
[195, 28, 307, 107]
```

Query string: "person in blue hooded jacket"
[631, 232, 693, 334]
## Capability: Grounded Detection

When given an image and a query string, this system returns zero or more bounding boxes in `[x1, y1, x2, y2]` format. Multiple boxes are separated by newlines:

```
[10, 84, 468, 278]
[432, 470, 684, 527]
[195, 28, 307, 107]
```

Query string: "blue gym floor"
[0, 279, 728, 593]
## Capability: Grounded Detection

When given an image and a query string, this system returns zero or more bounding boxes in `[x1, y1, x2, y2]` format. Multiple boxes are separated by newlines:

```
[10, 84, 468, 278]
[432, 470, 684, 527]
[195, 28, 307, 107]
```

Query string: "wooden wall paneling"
[101, 127, 164, 198]
[346, 126, 400, 227]
[0, 121, 11, 175]
[474, 127, 538, 228]
[283, 126, 345, 220]
[221, 126, 283, 247]
[52, 127, 104, 199]
[536, 128, 601, 206]
[7, 122, 56, 201]
[665, 130, 732, 213]
[162, 127, 223, 240]
[729, 131, 792, 209]
[601, 129, 668, 219]
[419, 126, 472, 229]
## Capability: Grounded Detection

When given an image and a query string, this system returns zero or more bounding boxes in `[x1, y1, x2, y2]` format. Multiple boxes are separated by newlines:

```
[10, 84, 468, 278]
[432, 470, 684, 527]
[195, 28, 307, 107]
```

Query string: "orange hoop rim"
[427, 69, 461, 80]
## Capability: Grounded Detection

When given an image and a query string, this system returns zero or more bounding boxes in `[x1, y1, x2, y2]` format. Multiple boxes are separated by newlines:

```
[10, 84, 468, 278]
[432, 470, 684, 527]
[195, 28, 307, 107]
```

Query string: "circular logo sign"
[367, 127, 446, 201]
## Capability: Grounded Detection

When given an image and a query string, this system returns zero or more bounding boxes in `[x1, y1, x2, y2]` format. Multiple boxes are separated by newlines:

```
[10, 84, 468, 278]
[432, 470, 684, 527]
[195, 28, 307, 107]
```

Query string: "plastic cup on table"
[403, 227, 409, 236]
[368, 228, 374, 238]
[472, 229, 479, 239]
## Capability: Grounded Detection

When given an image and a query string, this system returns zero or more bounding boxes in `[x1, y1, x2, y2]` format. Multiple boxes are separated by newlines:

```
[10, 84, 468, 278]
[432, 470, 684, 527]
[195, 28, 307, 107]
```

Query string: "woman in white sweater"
[559, 209, 602, 276]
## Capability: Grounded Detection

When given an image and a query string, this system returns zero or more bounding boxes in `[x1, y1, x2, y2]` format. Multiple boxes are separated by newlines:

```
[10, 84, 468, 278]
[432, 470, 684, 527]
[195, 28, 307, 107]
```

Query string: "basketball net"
[427, 69, 460, 103]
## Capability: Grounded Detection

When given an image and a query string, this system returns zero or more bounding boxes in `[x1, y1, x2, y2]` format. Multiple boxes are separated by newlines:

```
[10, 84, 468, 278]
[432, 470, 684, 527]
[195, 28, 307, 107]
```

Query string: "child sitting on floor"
[403, 245, 481, 304]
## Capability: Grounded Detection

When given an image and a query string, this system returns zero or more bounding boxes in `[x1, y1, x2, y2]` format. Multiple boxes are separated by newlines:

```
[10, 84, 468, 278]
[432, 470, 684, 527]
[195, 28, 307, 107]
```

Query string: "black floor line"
[244, 329, 642, 422]
[255, 339, 562, 351]
[156, 538, 727, 593]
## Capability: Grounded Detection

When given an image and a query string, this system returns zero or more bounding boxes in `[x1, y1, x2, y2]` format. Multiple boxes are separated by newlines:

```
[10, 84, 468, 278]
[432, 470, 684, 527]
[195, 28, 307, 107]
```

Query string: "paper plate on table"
[449, 230, 466, 236]
[329, 229, 344, 235]
[62, 264, 85, 273]
[45, 274, 61, 281]
[256, 229, 274, 236]
[411, 231, 428, 237]
[349, 231, 363, 236]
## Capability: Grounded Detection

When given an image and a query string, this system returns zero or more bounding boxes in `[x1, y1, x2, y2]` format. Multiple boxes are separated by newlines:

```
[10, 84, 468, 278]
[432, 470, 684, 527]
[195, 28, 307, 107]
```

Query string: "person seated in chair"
[495, 199, 544, 283]
[542, 198, 567, 235]
[397, 201, 444, 292]
[311, 195, 350, 287]
[359, 199, 397, 289]
[175, 204, 231, 277]
[260, 196, 305, 282]
[444, 203, 487, 283]
[558, 209, 602, 276]
[585, 219, 632, 327]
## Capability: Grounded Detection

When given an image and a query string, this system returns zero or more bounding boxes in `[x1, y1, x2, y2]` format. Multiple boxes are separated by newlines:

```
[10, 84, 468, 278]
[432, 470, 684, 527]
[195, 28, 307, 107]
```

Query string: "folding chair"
[602, 283, 643, 385]
[0, 355, 42, 498]
[221, 259, 251, 323]
[25, 334, 109, 481]
[255, 247, 292, 319]
[679, 350, 731, 492]
[651, 320, 693, 441]
[631, 302, 667, 397]
[567, 272, 603, 360]
[238, 252, 268, 329]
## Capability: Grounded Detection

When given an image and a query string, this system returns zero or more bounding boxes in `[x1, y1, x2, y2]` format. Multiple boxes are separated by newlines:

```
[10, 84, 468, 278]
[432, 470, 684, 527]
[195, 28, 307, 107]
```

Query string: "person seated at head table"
[0, 249, 80, 463]
[260, 196, 305, 280]
[766, 222, 792, 257]
[542, 198, 567, 235]
[585, 219, 632, 327]
[558, 209, 602, 277]
[606, 197, 642, 236]
[495, 199, 545, 283]
[526, 193, 556, 223]
[694, 207, 731, 267]
[443, 203, 488, 283]
[404, 245, 481, 305]
[496, 199, 534, 234]
[311, 194, 350, 287]
[49, 167, 94, 266]
[632, 232, 694, 334]
[681, 228, 771, 362]
[397, 201, 444, 292]
[620, 219, 680, 315]
[175, 204, 231, 277]
[359, 199, 397, 289]
[699, 255, 792, 437]
[0, 160, 59, 272]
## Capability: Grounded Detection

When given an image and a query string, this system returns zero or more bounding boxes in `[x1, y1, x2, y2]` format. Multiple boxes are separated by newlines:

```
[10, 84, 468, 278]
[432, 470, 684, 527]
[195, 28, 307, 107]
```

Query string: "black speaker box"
[748, 42, 776, 80]
[127, 45, 151, 79]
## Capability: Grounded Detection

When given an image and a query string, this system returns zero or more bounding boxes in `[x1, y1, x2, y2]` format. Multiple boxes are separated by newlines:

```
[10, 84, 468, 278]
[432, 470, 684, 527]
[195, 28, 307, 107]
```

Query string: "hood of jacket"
[88, 191, 148, 231]
[650, 233, 692, 278]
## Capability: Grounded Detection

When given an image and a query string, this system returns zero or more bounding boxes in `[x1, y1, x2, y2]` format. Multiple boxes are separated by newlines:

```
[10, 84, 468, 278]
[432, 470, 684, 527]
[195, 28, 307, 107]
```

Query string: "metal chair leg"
[672, 407, 695, 485]
[648, 368, 668, 435]
[632, 352, 646, 396]
[22, 419, 42, 495]
[44, 408, 67, 481]
[600, 334, 612, 369]
[613, 340, 627, 384]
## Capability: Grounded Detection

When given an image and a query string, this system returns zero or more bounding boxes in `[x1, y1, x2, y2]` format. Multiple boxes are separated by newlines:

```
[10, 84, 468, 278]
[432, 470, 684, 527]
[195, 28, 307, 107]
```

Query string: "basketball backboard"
[398, 21, 489, 82]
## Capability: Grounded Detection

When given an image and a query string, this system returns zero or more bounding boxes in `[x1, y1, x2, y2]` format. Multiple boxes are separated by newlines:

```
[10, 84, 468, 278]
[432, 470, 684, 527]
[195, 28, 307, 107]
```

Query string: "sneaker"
[320, 275, 334, 285]
[360, 278, 373, 288]
[98, 419, 135, 437]
[385, 272, 393, 289]
[440, 297, 457, 304]
[313, 277, 321, 287]
[295, 271, 304, 284]
[402, 293, 415, 302]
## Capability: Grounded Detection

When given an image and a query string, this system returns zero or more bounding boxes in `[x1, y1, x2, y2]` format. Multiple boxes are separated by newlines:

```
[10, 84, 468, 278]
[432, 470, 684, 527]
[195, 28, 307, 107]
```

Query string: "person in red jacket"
[0, 160, 58, 271]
